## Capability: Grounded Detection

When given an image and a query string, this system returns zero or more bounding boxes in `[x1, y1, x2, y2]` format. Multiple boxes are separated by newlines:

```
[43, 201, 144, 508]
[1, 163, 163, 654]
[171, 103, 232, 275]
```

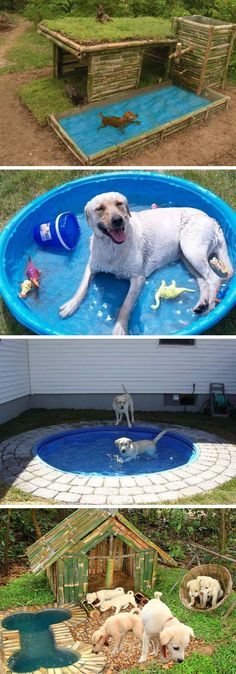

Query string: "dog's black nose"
[111, 215, 123, 228]
[177, 659, 183, 663]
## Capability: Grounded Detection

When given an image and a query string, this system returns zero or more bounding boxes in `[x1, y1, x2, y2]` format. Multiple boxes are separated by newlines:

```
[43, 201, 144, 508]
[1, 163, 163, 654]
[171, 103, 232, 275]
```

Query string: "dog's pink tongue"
[109, 228, 126, 243]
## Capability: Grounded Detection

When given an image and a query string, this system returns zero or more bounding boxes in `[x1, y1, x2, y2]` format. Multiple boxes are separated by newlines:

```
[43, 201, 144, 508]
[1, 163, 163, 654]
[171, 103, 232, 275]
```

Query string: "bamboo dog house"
[179, 563, 233, 612]
[27, 510, 176, 605]
[38, 16, 233, 164]
[38, 22, 176, 103]
[170, 15, 236, 94]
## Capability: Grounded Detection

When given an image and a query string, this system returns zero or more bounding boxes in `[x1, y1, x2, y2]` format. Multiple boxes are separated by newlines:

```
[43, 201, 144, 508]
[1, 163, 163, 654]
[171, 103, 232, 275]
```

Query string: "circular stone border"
[0, 422, 235, 505]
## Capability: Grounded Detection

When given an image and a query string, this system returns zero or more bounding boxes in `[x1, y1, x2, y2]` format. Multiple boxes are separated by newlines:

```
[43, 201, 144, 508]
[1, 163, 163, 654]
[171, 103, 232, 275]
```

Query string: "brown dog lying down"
[96, 4, 113, 22]
[98, 111, 140, 130]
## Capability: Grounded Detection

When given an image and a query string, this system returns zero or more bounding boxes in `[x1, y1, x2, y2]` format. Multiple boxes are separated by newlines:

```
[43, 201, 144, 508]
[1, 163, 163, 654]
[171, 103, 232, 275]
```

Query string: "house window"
[159, 339, 196, 346]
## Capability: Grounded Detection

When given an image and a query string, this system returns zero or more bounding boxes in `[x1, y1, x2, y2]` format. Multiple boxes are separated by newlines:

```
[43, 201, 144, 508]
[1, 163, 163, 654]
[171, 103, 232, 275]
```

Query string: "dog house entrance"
[88, 536, 135, 592]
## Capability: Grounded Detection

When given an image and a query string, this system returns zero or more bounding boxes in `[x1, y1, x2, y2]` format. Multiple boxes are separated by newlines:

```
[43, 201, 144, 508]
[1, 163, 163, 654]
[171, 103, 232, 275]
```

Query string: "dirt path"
[0, 69, 76, 165]
[0, 16, 235, 166]
[0, 16, 30, 68]
[0, 17, 77, 166]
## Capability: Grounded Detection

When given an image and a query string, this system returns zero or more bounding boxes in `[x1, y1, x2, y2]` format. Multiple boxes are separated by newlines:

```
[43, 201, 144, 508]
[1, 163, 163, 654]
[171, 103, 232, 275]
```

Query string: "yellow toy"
[19, 279, 32, 299]
[151, 280, 195, 310]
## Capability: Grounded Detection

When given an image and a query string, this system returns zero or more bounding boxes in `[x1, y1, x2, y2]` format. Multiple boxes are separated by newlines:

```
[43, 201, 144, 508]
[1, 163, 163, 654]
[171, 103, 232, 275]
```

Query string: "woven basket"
[179, 563, 233, 612]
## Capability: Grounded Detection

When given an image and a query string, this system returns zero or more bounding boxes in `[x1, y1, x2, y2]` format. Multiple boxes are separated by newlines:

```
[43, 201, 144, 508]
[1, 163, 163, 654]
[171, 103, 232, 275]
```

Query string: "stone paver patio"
[0, 422, 235, 505]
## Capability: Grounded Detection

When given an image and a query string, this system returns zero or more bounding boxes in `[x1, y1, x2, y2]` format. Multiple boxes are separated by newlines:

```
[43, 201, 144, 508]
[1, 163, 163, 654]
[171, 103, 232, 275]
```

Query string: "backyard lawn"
[0, 565, 235, 674]
[0, 407, 235, 505]
[0, 26, 51, 75]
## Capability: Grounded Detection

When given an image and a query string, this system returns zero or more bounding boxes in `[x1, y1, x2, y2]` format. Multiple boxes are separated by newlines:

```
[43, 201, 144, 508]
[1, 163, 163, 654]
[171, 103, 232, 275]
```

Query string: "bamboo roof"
[27, 510, 175, 573]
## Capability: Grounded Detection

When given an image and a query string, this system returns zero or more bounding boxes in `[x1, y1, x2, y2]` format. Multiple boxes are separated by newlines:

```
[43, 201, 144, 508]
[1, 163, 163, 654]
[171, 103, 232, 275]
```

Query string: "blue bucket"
[34, 211, 80, 251]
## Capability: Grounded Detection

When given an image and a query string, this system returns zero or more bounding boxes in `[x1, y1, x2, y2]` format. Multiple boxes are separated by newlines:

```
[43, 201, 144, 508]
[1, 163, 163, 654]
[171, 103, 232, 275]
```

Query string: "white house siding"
[0, 339, 30, 404]
[28, 339, 236, 395]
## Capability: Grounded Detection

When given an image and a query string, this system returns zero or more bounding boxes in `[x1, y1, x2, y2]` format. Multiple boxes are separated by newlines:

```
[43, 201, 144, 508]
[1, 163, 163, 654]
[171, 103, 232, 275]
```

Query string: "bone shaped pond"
[2, 609, 79, 673]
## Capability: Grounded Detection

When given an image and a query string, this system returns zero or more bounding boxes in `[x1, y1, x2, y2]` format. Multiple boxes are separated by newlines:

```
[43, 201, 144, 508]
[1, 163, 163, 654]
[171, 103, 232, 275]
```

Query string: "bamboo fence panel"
[87, 47, 145, 102]
[171, 16, 235, 93]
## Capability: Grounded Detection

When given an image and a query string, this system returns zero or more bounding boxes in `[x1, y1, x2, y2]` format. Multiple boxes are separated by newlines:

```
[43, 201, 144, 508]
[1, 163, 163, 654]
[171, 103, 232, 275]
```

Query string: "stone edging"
[0, 422, 235, 505]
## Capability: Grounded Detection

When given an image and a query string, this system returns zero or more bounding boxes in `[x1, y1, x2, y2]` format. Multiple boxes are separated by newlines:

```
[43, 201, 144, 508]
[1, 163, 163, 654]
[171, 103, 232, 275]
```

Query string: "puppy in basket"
[115, 428, 168, 461]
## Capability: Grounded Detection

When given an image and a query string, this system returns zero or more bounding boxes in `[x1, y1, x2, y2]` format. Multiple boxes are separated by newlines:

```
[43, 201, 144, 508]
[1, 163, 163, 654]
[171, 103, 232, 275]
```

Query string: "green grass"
[0, 169, 236, 336]
[0, 407, 236, 505]
[17, 76, 74, 125]
[0, 27, 51, 74]
[17, 67, 87, 125]
[0, 572, 54, 609]
[43, 16, 172, 44]
[120, 566, 236, 674]
[0, 566, 235, 674]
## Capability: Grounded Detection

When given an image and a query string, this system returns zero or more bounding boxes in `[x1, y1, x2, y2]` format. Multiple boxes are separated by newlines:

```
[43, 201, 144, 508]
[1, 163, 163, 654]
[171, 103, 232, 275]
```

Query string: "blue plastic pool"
[0, 171, 235, 335]
[34, 426, 198, 477]
[59, 86, 214, 157]
[2, 609, 78, 673]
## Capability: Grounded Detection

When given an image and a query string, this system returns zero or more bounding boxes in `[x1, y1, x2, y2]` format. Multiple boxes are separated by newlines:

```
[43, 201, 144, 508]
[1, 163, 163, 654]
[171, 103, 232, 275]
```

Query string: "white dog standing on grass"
[59, 192, 233, 335]
[139, 592, 194, 664]
[115, 428, 169, 461]
[113, 385, 134, 428]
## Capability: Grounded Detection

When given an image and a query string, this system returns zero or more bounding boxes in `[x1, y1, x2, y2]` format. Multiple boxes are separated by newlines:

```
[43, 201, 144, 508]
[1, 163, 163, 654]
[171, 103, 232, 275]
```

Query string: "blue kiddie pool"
[34, 426, 198, 477]
[0, 171, 236, 335]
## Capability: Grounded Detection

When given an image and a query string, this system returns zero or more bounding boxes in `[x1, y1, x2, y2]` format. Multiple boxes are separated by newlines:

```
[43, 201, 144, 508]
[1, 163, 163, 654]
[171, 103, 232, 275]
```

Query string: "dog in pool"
[115, 428, 168, 461]
[59, 192, 233, 335]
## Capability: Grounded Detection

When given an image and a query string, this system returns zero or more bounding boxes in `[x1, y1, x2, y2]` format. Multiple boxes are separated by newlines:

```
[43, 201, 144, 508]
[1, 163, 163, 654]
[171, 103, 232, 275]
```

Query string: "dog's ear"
[124, 195, 131, 217]
[186, 626, 195, 639]
[160, 627, 173, 646]
[85, 200, 92, 226]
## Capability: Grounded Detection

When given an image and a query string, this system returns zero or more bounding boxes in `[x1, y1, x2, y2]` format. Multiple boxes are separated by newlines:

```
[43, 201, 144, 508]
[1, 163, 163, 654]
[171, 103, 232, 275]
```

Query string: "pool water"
[2, 609, 78, 673]
[14, 201, 200, 335]
[34, 426, 198, 477]
[59, 86, 213, 156]
[2, 171, 236, 335]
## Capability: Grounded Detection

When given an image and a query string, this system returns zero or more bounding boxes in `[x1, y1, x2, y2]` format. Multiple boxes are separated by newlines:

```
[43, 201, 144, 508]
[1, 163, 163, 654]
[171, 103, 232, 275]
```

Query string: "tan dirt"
[0, 16, 31, 68]
[0, 17, 235, 166]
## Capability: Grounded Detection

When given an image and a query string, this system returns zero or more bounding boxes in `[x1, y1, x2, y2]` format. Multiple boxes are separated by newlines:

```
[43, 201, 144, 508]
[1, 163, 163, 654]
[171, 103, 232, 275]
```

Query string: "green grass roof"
[42, 16, 172, 45]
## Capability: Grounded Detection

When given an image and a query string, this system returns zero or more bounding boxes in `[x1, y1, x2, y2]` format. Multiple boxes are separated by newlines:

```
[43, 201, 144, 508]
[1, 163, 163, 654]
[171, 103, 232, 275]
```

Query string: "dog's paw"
[59, 300, 77, 319]
[113, 321, 127, 336]
[138, 657, 147, 664]
[193, 300, 209, 314]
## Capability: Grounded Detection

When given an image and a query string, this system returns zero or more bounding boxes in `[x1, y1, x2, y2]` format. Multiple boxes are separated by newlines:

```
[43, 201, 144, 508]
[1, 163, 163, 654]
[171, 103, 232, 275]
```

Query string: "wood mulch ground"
[71, 605, 215, 672]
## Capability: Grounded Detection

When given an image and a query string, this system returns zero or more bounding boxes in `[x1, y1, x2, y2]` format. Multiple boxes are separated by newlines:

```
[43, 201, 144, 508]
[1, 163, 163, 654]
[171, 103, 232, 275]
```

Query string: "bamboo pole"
[222, 25, 236, 88]
[190, 543, 236, 564]
[105, 558, 115, 588]
[39, 24, 176, 53]
[197, 25, 214, 94]
[39, 23, 84, 52]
